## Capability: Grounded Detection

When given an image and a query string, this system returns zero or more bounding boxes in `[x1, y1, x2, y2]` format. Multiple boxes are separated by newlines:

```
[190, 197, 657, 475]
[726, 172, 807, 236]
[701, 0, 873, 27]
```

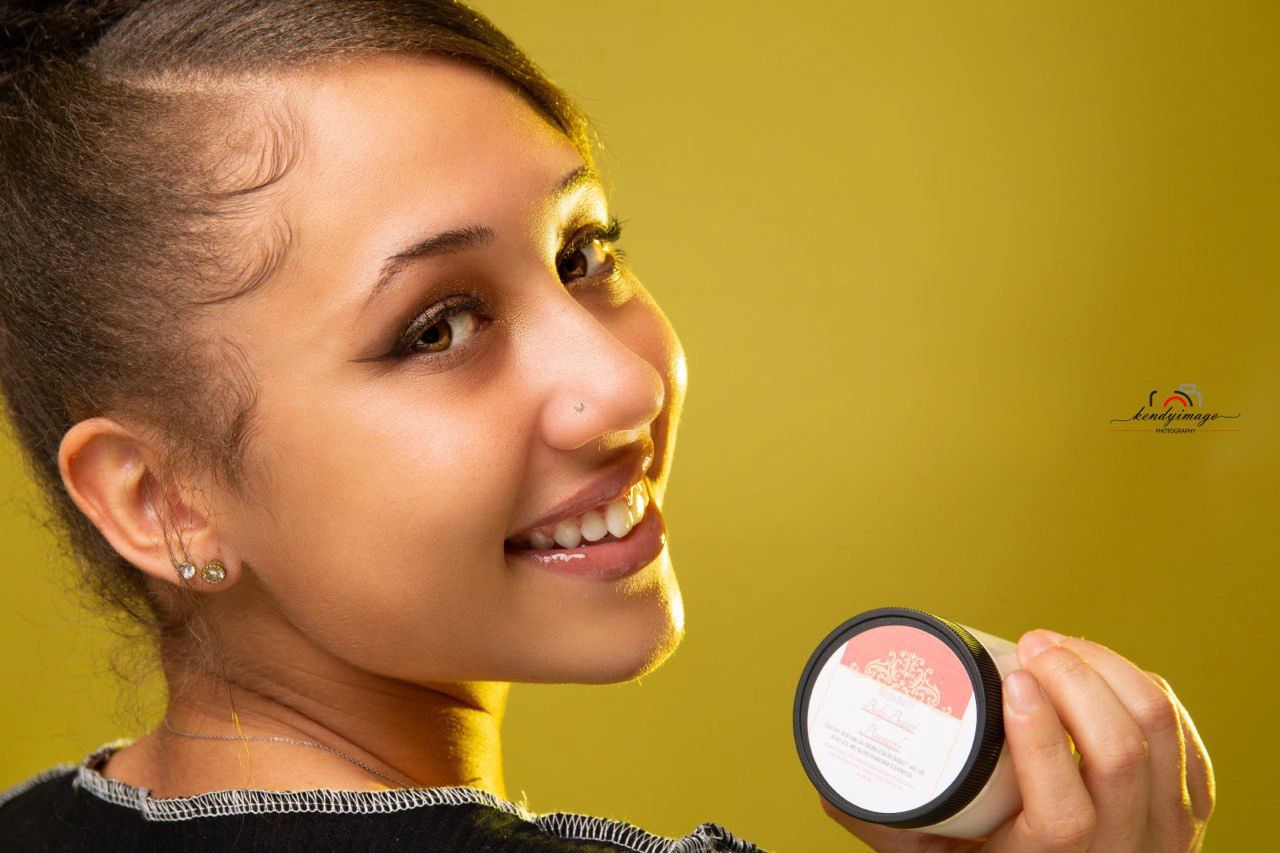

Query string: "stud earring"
[176, 562, 197, 581]
[200, 558, 227, 585]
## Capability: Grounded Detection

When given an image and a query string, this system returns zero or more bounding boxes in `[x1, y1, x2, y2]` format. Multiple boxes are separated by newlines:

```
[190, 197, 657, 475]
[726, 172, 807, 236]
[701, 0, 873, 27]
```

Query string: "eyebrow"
[360, 163, 602, 313]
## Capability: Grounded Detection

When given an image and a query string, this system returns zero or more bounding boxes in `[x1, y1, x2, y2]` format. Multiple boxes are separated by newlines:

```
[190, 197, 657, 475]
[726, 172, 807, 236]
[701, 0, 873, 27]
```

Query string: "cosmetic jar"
[793, 606, 1023, 839]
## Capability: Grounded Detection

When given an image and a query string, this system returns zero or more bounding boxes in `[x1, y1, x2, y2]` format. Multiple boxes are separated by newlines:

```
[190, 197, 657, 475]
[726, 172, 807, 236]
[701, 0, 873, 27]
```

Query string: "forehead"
[258, 53, 585, 301]
[292, 52, 577, 190]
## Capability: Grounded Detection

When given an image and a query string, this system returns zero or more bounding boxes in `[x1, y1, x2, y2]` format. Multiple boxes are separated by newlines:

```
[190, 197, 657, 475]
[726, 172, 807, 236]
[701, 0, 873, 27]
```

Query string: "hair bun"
[1, 1, 136, 77]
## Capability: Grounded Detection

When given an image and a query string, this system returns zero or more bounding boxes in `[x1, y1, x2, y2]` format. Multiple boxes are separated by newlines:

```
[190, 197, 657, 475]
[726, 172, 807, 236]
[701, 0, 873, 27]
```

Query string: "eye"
[557, 218, 627, 286]
[408, 305, 484, 356]
[557, 239, 610, 283]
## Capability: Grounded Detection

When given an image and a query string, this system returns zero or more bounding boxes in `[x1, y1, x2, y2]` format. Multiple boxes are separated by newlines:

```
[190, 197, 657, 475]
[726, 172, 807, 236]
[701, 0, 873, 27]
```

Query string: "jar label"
[806, 624, 977, 814]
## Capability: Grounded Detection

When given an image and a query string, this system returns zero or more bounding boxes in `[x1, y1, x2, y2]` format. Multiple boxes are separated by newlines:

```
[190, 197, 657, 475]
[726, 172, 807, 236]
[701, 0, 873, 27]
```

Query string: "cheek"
[238, 378, 524, 668]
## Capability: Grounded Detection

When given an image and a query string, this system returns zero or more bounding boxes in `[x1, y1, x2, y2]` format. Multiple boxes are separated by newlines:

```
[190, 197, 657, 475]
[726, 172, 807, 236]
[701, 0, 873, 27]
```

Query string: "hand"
[818, 629, 1216, 852]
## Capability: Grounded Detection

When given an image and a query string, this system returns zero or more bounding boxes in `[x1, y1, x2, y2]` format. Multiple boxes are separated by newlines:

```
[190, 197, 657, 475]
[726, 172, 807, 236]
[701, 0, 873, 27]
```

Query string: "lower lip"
[504, 499, 667, 581]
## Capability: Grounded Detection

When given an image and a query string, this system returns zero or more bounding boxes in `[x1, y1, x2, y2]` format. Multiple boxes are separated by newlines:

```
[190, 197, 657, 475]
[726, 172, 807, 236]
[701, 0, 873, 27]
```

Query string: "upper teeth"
[514, 480, 649, 549]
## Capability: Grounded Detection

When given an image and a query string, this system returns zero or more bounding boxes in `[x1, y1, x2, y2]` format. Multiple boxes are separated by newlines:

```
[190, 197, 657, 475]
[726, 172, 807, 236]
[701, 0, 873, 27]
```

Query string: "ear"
[58, 416, 238, 592]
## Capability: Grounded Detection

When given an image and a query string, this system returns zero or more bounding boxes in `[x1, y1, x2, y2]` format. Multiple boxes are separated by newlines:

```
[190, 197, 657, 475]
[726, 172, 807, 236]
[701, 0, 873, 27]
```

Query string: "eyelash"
[558, 216, 628, 283]
[386, 217, 629, 363]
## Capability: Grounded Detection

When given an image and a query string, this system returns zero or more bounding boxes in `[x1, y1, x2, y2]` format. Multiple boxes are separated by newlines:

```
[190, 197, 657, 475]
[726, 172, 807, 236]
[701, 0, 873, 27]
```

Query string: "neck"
[130, 643, 510, 799]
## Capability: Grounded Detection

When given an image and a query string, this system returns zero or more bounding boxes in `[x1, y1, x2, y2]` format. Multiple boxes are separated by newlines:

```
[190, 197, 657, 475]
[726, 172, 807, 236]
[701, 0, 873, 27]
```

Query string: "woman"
[0, 2, 1214, 851]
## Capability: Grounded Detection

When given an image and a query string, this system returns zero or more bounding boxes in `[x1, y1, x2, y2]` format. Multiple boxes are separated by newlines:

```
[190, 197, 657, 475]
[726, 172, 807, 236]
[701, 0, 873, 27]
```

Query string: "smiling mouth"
[504, 479, 650, 550]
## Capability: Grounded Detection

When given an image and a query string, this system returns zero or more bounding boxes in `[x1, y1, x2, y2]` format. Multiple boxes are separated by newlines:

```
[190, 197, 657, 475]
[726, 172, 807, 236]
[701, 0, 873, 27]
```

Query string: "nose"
[531, 296, 666, 454]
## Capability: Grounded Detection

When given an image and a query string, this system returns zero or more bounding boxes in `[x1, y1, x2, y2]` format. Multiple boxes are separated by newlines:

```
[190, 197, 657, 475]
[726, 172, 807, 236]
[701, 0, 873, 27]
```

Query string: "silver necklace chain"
[162, 717, 414, 788]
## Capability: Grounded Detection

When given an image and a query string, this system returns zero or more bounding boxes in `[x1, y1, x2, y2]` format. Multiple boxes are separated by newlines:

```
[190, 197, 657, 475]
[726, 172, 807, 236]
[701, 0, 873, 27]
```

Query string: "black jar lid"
[793, 605, 1005, 828]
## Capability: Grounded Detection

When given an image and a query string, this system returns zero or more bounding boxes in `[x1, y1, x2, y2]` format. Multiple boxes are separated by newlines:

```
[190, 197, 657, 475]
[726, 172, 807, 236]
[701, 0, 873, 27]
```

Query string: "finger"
[817, 792, 966, 852]
[1147, 671, 1216, 825]
[1050, 637, 1187, 847]
[1019, 632, 1149, 852]
[983, 668, 1095, 853]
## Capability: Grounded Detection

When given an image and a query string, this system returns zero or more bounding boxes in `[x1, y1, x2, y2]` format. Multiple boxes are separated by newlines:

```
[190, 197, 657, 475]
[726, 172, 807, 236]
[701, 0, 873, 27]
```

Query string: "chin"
[561, 573, 687, 685]
[597, 616, 686, 684]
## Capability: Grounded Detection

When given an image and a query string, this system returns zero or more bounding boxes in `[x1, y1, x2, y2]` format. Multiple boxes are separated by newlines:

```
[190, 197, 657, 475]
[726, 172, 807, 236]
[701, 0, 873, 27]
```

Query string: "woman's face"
[204, 54, 687, 685]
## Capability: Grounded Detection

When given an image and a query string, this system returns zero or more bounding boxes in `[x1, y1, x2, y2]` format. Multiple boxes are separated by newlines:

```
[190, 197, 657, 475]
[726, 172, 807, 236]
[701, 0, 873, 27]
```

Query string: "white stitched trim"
[531, 811, 763, 853]
[73, 741, 540, 823]
[60, 741, 764, 852]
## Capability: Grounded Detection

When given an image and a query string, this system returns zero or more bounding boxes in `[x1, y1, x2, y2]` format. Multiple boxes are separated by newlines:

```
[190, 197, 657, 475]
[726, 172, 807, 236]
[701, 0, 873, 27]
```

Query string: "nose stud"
[574, 401, 585, 412]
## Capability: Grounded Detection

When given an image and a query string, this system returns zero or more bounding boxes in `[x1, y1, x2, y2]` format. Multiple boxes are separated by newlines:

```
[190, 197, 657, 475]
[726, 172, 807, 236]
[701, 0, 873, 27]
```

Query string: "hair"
[0, 1, 601, 658]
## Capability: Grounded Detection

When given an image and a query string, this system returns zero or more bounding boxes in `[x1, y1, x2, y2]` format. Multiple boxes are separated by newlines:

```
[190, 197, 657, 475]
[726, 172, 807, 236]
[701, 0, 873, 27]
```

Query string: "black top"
[0, 743, 767, 852]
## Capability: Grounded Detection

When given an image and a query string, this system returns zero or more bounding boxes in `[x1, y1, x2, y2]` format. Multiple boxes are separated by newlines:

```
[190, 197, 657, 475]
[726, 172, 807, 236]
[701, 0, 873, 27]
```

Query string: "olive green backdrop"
[2, 2, 1273, 850]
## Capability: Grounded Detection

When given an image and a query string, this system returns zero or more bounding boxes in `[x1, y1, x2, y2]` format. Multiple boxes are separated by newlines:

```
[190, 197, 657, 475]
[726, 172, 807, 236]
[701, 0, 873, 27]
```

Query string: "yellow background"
[2, 2, 1274, 850]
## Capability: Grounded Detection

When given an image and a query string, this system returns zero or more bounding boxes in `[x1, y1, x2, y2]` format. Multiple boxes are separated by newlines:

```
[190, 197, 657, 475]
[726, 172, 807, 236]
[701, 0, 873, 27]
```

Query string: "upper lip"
[509, 445, 653, 538]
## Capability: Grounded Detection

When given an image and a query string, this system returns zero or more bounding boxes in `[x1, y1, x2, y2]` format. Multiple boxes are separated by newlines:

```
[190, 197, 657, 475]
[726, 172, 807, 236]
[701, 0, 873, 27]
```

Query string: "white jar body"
[917, 624, 1022, 839]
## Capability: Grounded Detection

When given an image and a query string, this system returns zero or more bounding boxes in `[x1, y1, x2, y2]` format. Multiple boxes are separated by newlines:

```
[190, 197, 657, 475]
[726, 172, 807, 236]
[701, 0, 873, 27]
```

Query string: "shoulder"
[0, 743, 770, 852]
[362, 802, 769, 852]
[0, 761, 80, 835]
[0, 761, 78, 808]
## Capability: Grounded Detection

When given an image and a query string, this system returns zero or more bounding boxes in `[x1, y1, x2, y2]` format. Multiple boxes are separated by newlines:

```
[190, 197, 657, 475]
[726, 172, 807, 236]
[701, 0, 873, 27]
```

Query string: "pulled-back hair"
[0, 1, 599, 649]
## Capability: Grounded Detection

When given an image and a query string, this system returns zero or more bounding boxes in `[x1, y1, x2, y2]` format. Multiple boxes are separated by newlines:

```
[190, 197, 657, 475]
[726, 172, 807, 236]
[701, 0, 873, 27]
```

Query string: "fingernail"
[1005, 668, 1045, 713]
[1020, 629, 1066, 662]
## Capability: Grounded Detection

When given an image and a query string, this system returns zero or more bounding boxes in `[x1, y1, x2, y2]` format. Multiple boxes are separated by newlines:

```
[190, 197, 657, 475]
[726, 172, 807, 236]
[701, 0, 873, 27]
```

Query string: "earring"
[176, 562, 197, 581]
[200, 558, 227, 584]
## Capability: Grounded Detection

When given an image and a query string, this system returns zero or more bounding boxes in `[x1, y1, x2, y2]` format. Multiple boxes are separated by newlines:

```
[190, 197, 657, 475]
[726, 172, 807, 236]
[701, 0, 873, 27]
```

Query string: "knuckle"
[1092, 731, 1149, 780]
[1034, 805, 1097, 849]
[1032, 644, 1090, 683]
[1131, 691, 1181, 737]
[1026, 728, 1073, 764]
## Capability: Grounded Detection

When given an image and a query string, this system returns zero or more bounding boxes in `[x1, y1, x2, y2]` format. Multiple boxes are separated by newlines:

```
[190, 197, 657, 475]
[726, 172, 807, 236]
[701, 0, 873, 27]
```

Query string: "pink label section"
[838, 625, 973, 719]
[807, 624, 979, 814]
